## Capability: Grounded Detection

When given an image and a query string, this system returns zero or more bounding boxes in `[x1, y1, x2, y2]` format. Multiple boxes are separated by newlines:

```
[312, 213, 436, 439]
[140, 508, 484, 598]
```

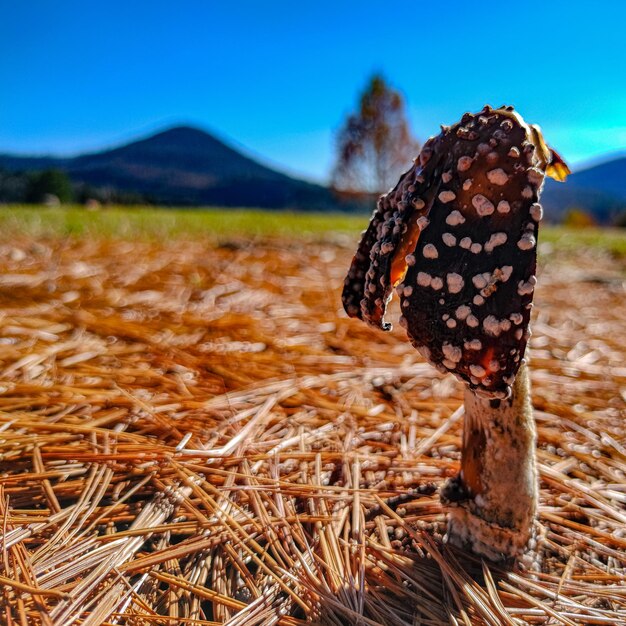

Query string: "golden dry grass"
[0, 231, 624, 625]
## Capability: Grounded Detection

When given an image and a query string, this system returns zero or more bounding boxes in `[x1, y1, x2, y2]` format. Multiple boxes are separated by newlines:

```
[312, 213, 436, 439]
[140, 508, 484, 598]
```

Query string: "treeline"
[2, 167, 626, 226]
[0, 169, 149, 205]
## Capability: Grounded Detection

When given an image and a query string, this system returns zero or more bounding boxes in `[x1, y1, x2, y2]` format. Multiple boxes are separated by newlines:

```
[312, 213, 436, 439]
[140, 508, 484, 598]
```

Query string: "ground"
[0, 207, 624, 625]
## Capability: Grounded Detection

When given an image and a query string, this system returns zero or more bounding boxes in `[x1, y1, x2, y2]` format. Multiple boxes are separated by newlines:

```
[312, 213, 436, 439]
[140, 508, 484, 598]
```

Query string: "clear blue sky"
[1, 1, 625, 183]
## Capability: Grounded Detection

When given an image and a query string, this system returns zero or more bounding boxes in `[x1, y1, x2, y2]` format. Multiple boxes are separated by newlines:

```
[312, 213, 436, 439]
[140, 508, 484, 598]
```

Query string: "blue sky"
[1, 1, 625, 183]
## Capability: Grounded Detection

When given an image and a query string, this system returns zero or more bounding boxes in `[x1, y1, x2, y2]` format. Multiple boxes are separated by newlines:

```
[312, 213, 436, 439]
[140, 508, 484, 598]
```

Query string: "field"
[0, 206, 625, 625]
[2, 206, 626, 256]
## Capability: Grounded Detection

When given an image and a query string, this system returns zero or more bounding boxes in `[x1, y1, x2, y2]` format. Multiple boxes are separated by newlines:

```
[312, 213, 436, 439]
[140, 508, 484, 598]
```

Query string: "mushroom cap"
[342, 105, 568, 398]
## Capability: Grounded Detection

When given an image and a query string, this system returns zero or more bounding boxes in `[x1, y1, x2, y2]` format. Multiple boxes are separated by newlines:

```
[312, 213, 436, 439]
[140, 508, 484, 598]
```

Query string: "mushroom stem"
[442, 362, 538, 560]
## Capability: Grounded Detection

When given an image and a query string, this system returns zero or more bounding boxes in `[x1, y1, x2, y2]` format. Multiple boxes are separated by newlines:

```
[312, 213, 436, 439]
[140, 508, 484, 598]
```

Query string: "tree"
[25, 169, 74, 204]
[612, 209, 626, 228]
[562, 207, 597, 228]
[0, 169, 29, 203]
[331, 74, 419, 195]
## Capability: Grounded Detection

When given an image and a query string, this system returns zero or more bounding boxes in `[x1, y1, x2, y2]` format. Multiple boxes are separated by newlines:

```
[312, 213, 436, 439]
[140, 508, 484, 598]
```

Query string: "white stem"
[442, 363, 538, 560]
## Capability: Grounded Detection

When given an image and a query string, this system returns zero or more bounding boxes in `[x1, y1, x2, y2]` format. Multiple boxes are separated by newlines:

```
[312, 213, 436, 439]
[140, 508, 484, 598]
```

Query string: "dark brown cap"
[342, 105, 568, 398]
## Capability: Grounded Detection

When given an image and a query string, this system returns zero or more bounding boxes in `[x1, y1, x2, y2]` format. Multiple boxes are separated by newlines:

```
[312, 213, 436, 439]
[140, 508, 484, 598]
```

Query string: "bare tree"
[331, 75, 419, 195]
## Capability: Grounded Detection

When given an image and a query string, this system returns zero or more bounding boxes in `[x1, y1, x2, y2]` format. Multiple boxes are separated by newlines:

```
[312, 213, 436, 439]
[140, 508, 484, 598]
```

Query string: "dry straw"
[0, 234, 624, 625]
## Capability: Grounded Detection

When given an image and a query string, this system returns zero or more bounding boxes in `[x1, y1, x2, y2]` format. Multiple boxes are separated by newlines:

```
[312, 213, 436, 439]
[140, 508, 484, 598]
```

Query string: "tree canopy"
[331, 75, 419, 195]
[25, 169, 73, 203]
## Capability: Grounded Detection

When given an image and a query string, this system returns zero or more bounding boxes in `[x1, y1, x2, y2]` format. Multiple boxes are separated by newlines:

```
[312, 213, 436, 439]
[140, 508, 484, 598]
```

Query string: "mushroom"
[342, 105, 569, 560]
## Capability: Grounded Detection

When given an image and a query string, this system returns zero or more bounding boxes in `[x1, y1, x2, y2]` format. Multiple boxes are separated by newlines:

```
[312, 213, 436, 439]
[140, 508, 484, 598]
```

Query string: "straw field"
[0, 209, 625, 625]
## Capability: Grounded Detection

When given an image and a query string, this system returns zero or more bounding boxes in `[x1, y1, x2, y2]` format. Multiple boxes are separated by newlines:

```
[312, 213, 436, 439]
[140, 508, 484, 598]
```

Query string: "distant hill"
[542, 155, 626, 223]
[1, 126, 625, 220]
[0, 126, 349, 211]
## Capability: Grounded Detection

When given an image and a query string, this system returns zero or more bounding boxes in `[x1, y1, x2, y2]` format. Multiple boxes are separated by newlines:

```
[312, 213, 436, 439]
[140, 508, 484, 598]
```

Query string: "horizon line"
[1, 121, 624, 182]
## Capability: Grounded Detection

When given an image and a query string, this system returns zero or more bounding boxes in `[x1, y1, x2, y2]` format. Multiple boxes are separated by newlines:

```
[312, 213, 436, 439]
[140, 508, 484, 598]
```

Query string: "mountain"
[0, 126, 345, 211]
[542, 156, 626, 222]
[1, 126, 625, 219]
